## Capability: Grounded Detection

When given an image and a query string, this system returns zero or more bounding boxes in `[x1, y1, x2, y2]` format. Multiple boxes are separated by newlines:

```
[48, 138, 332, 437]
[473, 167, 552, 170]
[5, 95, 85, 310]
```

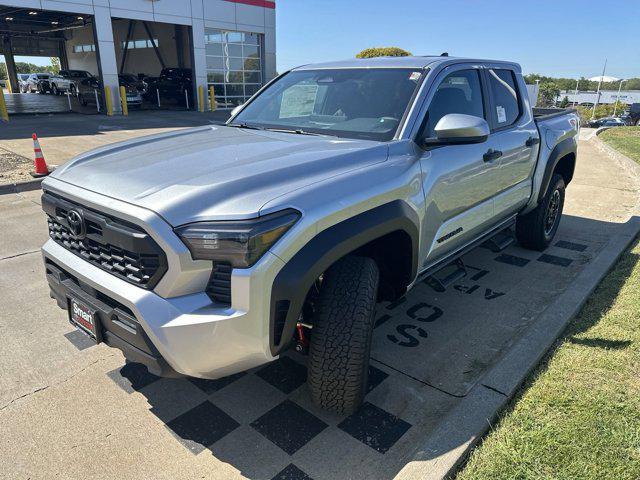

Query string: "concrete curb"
[398, 139, 640, 480]
[0, 178, 44, 196]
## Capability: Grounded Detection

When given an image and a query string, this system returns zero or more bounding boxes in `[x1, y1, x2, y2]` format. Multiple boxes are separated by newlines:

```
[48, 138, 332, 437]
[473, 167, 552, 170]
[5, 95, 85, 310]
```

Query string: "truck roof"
[293, 55, 521, 72]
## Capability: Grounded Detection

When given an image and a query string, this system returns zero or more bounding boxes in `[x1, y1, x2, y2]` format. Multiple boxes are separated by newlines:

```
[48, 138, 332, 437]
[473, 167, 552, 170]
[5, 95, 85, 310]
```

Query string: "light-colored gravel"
[0, 147, 34, 184]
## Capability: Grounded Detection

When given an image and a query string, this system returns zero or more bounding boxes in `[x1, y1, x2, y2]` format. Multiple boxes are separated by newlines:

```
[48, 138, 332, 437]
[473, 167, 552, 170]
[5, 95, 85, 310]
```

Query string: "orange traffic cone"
[31, 133, 50, 178]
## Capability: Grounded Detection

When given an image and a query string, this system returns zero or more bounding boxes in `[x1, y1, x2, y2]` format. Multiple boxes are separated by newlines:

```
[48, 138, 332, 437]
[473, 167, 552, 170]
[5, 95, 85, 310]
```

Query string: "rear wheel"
[516, 173, 565, 250]
[308, 256, 379, 414]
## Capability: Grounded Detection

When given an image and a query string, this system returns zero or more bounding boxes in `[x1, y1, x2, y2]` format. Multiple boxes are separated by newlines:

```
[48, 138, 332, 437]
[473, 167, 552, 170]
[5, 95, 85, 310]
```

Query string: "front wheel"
[308, 256, 379, 414]
[516, 173, 565, 250]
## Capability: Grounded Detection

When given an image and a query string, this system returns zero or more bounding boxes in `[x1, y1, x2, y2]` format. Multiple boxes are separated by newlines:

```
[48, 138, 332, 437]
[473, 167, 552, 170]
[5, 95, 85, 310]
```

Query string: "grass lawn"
[457, 237, 640, 480]
[599, 127, 640, 164]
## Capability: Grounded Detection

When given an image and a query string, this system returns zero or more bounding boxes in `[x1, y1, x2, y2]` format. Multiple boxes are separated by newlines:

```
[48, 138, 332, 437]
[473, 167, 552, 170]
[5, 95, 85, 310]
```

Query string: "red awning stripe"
[224, 0, 275, 8]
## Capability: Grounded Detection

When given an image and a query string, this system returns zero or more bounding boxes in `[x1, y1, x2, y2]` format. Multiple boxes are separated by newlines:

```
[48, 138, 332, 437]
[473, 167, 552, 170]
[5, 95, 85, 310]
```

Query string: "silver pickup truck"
[40, 56, 578, 413]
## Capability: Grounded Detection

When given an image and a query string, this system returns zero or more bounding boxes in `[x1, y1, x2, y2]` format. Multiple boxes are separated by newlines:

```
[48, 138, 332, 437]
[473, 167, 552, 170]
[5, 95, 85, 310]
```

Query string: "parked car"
[118, 74, 147, 105]
[144, 67, 193, 105]
[586, 117, 626, 128]
[24, 73, 52, 93]
[17, 73, 30, 93]
[40, 56, 579, 414]
[77, 75, 144, 108]
[49, 70, 94, 95]
[628, 103, 640, 126]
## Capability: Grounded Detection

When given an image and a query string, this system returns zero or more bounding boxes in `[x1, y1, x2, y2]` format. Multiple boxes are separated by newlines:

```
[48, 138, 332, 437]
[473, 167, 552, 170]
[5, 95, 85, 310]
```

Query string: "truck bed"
[533, 107, 577, 121]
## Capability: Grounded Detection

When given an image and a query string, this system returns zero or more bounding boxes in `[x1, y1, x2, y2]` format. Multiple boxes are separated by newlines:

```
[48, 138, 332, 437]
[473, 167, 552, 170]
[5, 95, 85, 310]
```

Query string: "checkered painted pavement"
[63, 228, 603, 479]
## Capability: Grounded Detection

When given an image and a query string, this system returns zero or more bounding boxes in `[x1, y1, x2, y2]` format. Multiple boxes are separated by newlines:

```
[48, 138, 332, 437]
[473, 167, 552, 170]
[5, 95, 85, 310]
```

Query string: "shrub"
[356, 47, 412, 59]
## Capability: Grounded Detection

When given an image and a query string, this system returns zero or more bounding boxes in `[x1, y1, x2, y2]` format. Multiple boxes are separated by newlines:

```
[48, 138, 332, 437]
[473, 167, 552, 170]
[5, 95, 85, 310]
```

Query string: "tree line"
[0, 60, 59, 80]
[524, 74, 639, 92]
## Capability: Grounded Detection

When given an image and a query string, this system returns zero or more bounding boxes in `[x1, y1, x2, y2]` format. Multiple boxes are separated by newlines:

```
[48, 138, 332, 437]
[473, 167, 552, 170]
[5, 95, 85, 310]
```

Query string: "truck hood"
[51, 125, 388, 226]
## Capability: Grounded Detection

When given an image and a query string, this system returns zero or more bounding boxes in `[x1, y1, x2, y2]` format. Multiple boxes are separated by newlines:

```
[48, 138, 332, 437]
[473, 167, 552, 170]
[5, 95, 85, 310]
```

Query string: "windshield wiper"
[226, 122, 263, 130]
[264, 127, 337, 137]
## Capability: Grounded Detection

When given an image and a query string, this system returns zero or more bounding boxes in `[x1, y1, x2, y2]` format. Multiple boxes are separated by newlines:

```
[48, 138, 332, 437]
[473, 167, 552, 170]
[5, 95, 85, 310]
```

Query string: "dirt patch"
[0, 147, 34, 184]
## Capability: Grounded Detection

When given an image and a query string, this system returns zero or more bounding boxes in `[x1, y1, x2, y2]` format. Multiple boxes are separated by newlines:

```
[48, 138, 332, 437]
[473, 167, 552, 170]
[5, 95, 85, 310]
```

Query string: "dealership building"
[0, 0, 276, 113]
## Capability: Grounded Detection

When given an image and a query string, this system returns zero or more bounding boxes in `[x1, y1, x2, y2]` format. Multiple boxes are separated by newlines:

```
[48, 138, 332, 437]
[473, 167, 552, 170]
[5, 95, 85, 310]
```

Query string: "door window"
[487, 69, 520, 127]
[424, 69, 485, 138]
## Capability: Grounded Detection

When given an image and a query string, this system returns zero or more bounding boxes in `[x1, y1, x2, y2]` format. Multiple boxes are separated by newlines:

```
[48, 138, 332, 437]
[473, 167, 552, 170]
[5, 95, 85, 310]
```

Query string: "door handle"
[525, 136, 540, 147]
[483, 149, 502, 162]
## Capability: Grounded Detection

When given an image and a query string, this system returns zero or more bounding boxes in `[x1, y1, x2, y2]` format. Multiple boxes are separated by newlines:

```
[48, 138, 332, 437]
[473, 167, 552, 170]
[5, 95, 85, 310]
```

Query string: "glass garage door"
[204, 28, 263, 109]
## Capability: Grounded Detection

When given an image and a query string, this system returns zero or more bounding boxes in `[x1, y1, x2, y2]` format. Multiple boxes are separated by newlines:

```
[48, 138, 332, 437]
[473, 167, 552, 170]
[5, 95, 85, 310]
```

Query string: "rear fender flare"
[539, 136, 577, 200]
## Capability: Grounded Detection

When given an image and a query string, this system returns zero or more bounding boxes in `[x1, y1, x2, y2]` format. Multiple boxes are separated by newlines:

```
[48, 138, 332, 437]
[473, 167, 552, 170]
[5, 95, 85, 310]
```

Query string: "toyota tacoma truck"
[40, 56, 578, 413]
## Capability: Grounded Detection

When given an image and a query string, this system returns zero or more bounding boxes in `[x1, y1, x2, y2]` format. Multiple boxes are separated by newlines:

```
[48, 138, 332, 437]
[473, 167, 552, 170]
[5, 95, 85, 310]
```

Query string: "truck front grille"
[42, 192, 167, 289]
[206, 263, 232, 305]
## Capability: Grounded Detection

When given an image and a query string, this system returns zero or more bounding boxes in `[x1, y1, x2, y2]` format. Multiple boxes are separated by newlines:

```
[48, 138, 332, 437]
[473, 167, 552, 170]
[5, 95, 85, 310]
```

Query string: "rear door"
[416, 64, 502, 266]
[484, 66, 539, 219]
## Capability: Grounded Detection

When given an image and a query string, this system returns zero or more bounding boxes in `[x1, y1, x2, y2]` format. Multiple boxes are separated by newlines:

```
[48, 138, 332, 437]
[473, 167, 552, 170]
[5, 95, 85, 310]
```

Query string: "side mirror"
[230, 104, 245, 117]
[424, 113, 490, 146]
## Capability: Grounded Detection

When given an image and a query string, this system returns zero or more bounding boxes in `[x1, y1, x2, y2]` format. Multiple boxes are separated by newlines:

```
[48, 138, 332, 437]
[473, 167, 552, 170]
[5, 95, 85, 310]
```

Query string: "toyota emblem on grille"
[66, 209, 85, 238]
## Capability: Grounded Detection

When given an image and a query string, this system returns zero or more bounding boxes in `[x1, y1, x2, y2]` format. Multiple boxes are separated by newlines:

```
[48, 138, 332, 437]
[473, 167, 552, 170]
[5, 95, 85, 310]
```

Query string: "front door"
[417, 66, 502, 267]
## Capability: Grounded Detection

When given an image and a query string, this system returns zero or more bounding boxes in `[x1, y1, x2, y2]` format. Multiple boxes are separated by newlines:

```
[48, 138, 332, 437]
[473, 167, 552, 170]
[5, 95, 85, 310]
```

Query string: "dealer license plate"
[69, 297, 98, 340]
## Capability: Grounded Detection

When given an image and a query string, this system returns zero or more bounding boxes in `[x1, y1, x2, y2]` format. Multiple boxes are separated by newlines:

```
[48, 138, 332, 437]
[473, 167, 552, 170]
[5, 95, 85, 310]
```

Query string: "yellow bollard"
[209, 86, 216, 112]
[0, 87, 8, 122]
[119, 86, 128, 116]
[198, 85, 204, 112]
[5, 79, 12, 94]
[105, 86, 113, 116]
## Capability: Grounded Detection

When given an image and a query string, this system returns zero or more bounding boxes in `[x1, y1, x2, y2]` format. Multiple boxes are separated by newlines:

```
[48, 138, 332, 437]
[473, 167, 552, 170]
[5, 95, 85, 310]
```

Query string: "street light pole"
[574, 78, 579, 107]
[591, 58, 607, 120]
[613, 79, 624, 117]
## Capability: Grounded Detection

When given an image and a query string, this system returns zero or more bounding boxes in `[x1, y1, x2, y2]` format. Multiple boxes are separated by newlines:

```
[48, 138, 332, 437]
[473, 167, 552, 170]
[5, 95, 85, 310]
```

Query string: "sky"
[7, 0, 640, 79]
[275, 0, 640, 79]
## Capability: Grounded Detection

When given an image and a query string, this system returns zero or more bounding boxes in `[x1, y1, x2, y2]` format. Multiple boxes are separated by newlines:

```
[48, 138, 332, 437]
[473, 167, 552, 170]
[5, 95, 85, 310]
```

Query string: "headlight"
[175, 209, 300, 268]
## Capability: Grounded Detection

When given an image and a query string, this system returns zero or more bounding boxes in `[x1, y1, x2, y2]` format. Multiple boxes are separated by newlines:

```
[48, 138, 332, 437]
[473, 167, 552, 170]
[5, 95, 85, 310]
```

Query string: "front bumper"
[43, 239, 284, 378]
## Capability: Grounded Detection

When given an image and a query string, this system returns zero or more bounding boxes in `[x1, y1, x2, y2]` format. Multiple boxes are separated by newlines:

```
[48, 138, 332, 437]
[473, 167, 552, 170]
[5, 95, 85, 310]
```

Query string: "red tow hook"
[295, 322, 310, 354]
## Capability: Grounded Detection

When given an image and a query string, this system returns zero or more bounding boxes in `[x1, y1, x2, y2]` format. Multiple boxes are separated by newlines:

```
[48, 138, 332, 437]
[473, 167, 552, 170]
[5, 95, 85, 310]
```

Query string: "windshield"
[231, 68, 423, 141]
[37, 74, 50, 79]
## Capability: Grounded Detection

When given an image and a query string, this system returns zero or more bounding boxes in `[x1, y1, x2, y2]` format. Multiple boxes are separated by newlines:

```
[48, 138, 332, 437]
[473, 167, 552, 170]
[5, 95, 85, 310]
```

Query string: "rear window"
[487, 69, 520, 127]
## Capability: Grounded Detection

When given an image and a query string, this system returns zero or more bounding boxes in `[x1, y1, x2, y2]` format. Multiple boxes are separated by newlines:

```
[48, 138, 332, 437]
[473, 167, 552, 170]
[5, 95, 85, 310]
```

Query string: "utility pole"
[591, 58, 607, 119]
[613, 79, 624, 117]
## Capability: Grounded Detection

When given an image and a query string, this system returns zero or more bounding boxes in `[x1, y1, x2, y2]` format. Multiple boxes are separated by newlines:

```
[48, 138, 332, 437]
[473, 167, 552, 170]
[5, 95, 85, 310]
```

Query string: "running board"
[482, 230, 515, 253]
[416, 215, 517, 287]
[424, 259, 467, 293]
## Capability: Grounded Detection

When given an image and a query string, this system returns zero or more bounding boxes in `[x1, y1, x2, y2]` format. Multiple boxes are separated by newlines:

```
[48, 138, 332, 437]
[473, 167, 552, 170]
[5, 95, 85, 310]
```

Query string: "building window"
[72, 44, 95, 53]
[204, 28, 263, 109]
[121, 39, 159, 50]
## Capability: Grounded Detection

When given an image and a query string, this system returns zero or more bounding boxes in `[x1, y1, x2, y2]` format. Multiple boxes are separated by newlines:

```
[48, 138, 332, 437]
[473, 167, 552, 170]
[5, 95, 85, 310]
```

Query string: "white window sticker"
[496, 105, 507, 124]
[280, 85, 318, 118]
[409, 71, 422, 82]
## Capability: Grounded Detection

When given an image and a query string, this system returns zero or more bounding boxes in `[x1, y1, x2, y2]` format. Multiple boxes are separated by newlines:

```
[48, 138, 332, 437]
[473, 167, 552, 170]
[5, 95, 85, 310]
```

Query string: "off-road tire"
[308, 256, 379, 414]
[516, 173, 565, 250]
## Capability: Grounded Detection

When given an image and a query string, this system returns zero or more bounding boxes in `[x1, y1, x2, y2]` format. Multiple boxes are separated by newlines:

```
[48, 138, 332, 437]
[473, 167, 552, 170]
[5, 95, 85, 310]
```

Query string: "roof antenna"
[440, 52, 449, 57]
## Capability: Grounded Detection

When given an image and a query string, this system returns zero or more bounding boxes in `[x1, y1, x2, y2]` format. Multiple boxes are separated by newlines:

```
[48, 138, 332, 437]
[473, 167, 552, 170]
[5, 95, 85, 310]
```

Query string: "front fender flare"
[268, 200, 419, 356]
